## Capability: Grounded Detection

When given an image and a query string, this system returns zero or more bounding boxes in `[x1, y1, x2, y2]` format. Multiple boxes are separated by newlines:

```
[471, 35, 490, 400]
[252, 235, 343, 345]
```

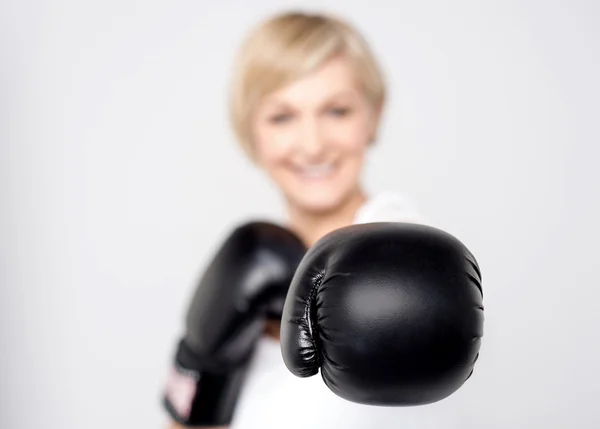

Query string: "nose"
[297, 116, 326, 159]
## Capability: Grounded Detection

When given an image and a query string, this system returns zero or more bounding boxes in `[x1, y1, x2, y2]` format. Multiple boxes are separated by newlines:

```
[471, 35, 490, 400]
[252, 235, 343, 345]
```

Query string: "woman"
[229, 11, 421, 250]
[169, 10, 445, 429]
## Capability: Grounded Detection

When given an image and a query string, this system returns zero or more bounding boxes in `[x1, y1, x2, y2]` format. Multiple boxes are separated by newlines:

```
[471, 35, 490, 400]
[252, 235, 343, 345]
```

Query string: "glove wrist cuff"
[163, 359, 250, 426]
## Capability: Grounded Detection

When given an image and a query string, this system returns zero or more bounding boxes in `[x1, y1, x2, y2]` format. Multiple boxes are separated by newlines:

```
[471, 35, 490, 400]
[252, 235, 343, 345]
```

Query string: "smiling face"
[252, 56, 381, 214]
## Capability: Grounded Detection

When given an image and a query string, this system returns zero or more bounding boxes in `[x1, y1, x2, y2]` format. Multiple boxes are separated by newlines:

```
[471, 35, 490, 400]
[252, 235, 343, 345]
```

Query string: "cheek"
[254, 124, 294, 173]
[325, 115, 372, 156]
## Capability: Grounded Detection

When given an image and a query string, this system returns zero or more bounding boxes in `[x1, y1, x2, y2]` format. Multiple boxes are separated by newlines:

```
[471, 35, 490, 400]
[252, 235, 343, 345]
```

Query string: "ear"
[249, 144, 263, 167]
[247, 127, 263, 166]
[370, 99, 384, 144]
[373, 98, 384, 127]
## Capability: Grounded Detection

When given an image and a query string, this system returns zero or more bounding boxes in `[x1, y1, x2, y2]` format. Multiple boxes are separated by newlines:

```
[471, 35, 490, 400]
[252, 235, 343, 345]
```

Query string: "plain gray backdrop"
[1, 0, 599, 428]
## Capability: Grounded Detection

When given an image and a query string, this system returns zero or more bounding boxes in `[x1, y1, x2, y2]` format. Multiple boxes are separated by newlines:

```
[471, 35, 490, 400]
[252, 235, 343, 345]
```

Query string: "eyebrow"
[322, 90, 357, 100]
[265, 90, 358, 110]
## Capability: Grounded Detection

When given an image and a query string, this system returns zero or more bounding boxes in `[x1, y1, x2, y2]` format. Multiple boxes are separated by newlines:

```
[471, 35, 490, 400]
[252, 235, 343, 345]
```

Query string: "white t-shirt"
[231, 192, 457, 429]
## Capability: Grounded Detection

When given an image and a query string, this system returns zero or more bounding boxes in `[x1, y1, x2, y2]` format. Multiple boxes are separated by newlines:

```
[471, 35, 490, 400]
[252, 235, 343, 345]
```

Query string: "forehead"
[265, 57, 361, 107]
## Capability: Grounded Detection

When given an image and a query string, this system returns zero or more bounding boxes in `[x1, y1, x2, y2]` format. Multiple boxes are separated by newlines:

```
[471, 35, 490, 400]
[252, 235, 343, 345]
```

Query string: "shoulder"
[354, 191, 424, 225]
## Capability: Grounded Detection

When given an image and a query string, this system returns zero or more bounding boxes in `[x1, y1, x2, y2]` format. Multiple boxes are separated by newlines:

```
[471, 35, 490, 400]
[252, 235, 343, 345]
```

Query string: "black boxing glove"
[280, 222, 484, 406]
[164, 222, 305, 426]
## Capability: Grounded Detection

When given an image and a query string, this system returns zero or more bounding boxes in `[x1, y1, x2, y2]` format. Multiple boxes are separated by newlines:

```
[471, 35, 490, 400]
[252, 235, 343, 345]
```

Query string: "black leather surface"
[281, 222, 484, 406]
[165, 221, 306, 425]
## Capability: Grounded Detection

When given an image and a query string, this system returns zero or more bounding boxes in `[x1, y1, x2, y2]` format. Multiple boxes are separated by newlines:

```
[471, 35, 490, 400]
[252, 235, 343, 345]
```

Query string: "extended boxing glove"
[280, 222, 484, 406]
[164, 222, 305, 426]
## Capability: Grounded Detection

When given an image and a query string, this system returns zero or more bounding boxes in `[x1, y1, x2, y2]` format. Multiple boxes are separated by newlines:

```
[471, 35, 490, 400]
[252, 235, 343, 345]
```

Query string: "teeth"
[300, 164, 335, 178]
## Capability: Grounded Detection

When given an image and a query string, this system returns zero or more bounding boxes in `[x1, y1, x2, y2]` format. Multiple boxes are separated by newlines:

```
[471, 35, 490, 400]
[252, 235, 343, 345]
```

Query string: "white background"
[1, 1, 599, 428]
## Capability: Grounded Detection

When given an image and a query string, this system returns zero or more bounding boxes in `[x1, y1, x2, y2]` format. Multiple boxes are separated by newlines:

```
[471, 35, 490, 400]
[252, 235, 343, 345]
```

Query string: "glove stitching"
[307, 271, 324, 368]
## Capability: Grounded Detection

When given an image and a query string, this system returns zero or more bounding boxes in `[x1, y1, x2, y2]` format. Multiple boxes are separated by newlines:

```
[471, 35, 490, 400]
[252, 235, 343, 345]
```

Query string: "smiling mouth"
[291, 162, 337, 180]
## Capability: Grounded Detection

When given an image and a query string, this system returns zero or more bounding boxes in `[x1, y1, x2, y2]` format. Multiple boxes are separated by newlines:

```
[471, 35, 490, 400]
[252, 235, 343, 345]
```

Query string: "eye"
[328, 107, 352, 117]
[269, 113, 293, 124]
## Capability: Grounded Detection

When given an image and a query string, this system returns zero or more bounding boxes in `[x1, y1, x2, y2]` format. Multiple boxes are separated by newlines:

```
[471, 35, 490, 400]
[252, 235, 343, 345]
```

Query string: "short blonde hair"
[229, 11, 387, 159]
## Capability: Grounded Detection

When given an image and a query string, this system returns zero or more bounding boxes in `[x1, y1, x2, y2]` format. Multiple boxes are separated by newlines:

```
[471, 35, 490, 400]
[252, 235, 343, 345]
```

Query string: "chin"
[289, 191, 351, 215]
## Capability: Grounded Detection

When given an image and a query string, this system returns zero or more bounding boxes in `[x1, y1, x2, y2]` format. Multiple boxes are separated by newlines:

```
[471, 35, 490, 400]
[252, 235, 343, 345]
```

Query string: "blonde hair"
[229, 11, 387, 159]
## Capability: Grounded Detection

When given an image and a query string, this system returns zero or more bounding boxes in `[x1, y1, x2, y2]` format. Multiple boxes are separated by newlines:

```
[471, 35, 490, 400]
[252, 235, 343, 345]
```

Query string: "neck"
[286, 189, 367, 247]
